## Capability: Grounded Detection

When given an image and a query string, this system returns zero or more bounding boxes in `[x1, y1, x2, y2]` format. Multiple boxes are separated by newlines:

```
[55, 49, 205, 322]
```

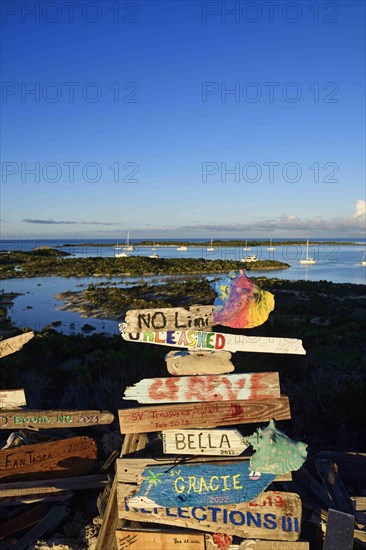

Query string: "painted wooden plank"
[124, 373, 280, 404]
[118, 397, 291, 434]
[120, 323, 306, 355]
[125, 306, 214, 332]
[117, 487, 302, 542]
[0, 389, 26, 409]
[95, 434, 149, 550]
[126, 461, 276, 509]
[0, 409, 114, 429]
[115, 529, 205, 550]
[166, 350, 234, 376]
[116, 459, 292, 483]
[0, 331, 34, 358]
[206, 537, 309, 549]
[162, 429, 249, 456]
[0, 474, 108, 500]
[323, 509, 354, 550]
[0, 436, 97, 480]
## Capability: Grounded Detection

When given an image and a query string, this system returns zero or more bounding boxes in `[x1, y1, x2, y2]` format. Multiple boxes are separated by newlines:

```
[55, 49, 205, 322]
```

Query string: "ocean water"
[1, 238, 365, 334]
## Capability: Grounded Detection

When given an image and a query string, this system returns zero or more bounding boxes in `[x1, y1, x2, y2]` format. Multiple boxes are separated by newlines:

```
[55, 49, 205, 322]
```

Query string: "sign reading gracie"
[126, 462, 276, 509]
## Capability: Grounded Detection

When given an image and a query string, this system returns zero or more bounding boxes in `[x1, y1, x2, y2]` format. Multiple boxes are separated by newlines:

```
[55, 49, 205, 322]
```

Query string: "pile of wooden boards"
[0, 388, 114, 548]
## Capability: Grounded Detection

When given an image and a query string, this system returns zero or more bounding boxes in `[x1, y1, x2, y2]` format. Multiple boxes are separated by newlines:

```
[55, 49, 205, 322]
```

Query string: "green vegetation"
[1, 277, 365, 451]
[58, 240, 360, 247]
[0, 250, 289, 279]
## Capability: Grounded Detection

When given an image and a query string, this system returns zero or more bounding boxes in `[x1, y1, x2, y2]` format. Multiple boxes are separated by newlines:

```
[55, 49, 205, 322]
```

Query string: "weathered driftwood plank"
[0, 436, 97, 481]
[315, 459, 355, 516]
[0, 331, 34, 358]
[124, 373, 280, 404]
[120, 323, 306, 355]
[0, 389, 26, 409]
[0, 409, 114, 429]
[125, 306, 214, 332]
[125, 461, 276, 509]
[0, 490, 73, 507]
[116, 458, 292, 483]
[162, 429, 249, 456]
[0, 474, 108, 500]
[165, 350, 234, 376]
[115, 529, 205, 550]
[206, 537, 309, 549]
[118, 397, 291, 434]
[95, 434, 149, 550]
[117, 487, 302, 542]
[323, 509, 354, 550]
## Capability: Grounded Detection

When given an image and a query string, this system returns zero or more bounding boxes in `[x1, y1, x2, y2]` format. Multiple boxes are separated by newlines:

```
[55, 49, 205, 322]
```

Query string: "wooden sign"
[116, 458, 292, 483]
[323, 509, 354, 550]
[118, 397, 291, 434]
[123, 373, 280, 404]
[125, 461, 276, 508]
[0, 436, 97, 481]
[117, 487, 302, 542]
[124, 306, 214, 332]
[162, 429, 249, 456]
[115, 530, 205, 550]
[165, 350, 234, 376]
[120, 323, 306, 355]
[206, 539, 309, 549]
[0, 331, 35, 358]
[0, 409, 114, 429]
[0, 389, 26, 409]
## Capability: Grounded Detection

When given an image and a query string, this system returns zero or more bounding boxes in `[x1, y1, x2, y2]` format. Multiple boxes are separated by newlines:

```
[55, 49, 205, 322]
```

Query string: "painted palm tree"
[143, 469, 164, 497]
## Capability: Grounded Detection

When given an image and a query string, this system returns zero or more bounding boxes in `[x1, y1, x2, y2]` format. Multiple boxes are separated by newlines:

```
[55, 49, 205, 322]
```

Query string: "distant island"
[58, 240, 362, 247]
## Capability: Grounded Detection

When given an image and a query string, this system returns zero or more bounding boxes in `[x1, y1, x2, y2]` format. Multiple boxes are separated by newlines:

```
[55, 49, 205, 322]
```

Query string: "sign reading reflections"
[120, 323, 306, 355]
[117, 487, 302, 542]
[0, 409, 114, 429]
[162, 429, 249, 456]
[126, 461, 276, 509]
[123, 373, 280, 404]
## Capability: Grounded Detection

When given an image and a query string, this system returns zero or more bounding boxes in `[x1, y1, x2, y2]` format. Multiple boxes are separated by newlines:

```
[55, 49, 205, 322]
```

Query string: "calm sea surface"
[1, 238, 365, 334]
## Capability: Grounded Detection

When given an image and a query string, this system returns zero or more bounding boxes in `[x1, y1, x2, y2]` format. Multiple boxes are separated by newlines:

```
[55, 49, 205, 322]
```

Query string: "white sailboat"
[151, 241, 157, 251]
[267, 238, 276, 251]
[149, 253, 160, 259]
[361, 252, 366, 266]
[299, 239, 316, 264]
[115, 241, 128, 257]
[123, 231, 134, 251]
[243, 240, 251, 251]
[241, 254, 258, 263]
[207, 239, 215, 252]
[177, 244, 188, 251]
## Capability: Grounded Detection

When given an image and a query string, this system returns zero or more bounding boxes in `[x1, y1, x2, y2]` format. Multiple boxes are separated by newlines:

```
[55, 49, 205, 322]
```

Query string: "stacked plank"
[112, 293, 310, 550]
[0, 388, 114, 547]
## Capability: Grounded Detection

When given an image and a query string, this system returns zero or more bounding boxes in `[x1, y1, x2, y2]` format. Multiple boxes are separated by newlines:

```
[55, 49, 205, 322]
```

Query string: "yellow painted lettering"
[199, 477, 210, 493]
[221, 475, 231, 491]
[233, 473, 243, 490]
[174, 477, 185, 494]
[187, 331, 197, 346]
[188, 476, 198, 493]
[209, 476, 219, 491]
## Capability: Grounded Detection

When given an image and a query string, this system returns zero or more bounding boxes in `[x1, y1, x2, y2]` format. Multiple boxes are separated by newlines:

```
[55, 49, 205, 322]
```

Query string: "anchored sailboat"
[267, 238, 275, 251]
[243, 240, 251, 251]
[207, 238, 215, 252]
[299, 239, 316, 264]
[123, 231, 134, 251]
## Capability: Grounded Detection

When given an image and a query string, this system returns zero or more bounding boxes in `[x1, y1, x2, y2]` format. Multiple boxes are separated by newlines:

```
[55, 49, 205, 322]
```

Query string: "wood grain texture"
[206, 538, 309, 549]
[124, 373, 280, 404]
[0, 503, 48, 540]
[0, 331, 34, 358]
[0, 490, 73, 507]
[0, 436, 97, 481]
[323, 509, 354, 550]
[115, 530, 205, 550]
[117, 488, 302, 542]
[165, 350, 234, 376]
[162, 429, 249, 456]
[0, 389, 26, 409]
[118, 397, 291, 434]
[120, 323, 306, 355]
[315, 459, 355, 516]
[116, 458, 292, 483]
[95, 434, 149, 550]
[125, 306, 214, 332]
[0, 409, 114, 429]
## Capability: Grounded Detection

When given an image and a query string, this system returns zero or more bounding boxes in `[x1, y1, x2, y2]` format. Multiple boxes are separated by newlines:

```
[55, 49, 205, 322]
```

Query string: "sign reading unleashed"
[0, 409, 114, 429]
[118, 397, 291, 434]
[162, 429, 249, 456]
[120, 323, 306, 355]
[123, 373, 280, 404]
[124, 306, 214, 332]
[0, 436, 97, 480]
[117, 487, 302, 542]
[126, 462, 276, 509]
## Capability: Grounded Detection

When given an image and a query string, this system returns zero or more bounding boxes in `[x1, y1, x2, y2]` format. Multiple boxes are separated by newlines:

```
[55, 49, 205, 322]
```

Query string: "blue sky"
[1, 0, 365, 238]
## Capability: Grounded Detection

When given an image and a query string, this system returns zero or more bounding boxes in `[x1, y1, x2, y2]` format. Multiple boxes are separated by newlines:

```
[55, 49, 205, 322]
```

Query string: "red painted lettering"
[149, 378, 179, 400]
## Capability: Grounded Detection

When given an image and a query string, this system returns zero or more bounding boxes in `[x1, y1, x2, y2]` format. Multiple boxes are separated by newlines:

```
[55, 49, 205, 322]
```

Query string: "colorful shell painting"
[211, 270, 275, 329]
[246, 420, 308, 475]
